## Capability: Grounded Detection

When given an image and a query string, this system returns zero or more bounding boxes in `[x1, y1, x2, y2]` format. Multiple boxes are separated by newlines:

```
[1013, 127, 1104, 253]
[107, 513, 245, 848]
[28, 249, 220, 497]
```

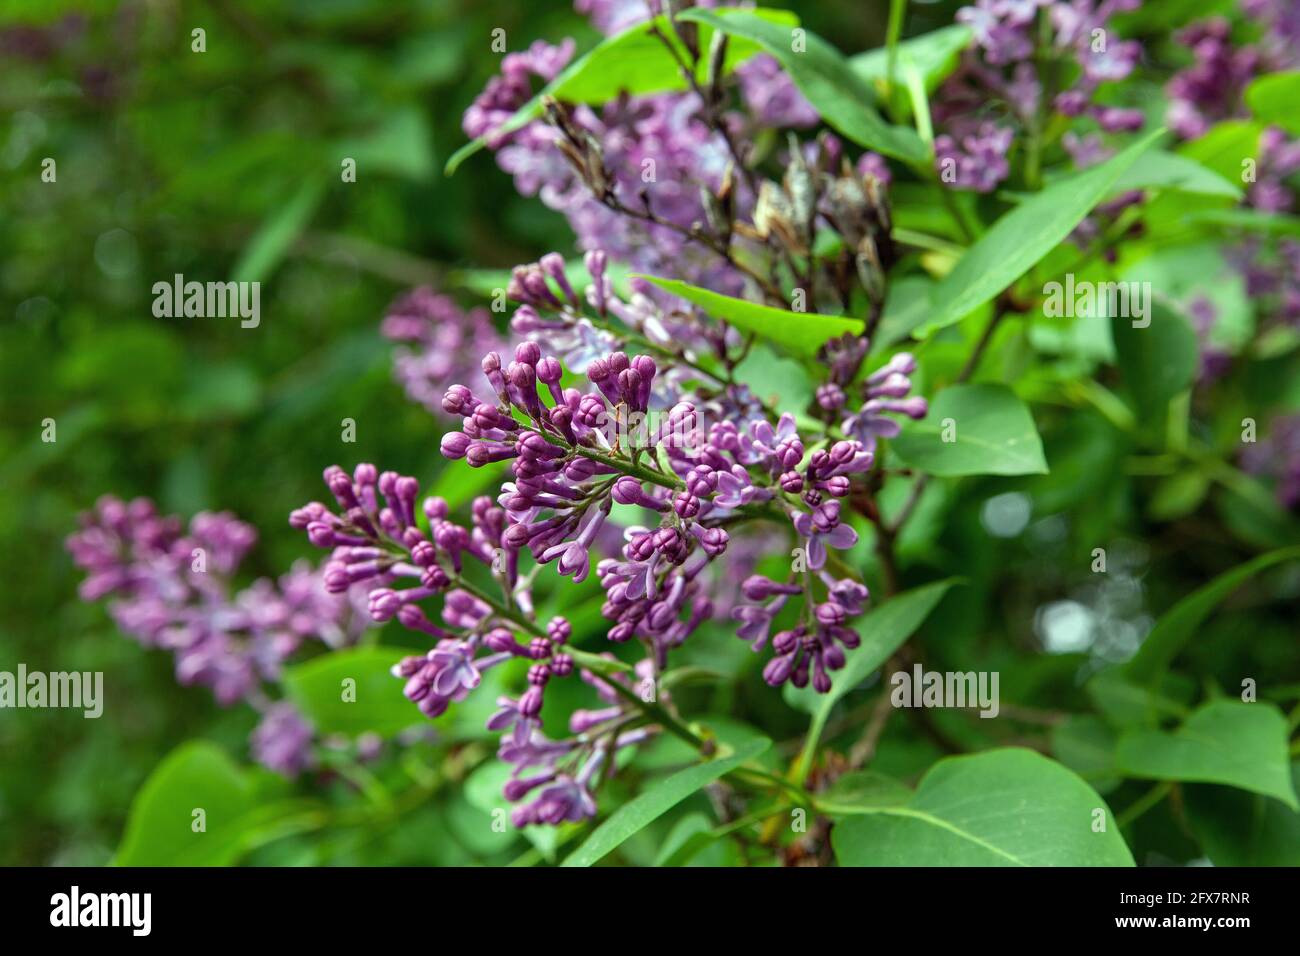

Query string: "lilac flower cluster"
[936, 0, 1144, 191]
[381, 288, 505, 416]
[435, 341, 881, 685]
[733, 571, 870, 692]
[1165, 6, 1300, 339]
[290, 460, 672, 823]
[461, 1, 814, 288]
[66, 496, 373, 774]
[498, 662, 657, 826]
[812, 335, 928, 452]
[508, 247, 733, 394]
[1165, 18, 1264, 140]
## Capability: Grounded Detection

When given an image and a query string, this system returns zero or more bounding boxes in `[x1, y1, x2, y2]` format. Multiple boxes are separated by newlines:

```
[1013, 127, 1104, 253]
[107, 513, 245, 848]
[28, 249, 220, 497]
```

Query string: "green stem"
[1116, 782, 1172, 828]
[885, 0, 907, 100]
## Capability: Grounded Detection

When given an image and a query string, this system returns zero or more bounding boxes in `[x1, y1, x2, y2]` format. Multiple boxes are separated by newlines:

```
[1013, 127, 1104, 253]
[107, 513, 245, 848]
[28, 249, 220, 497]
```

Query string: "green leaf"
[1148, 469, 1211, 522]
[1185, 762, 1300, 865]
[1110, 303, 1199, 421]
[1245, 71, 1300, 135]
[115, 742, 319, 866]
[1051, 715, 1121, 793]
[821, 770, 913, 808]
[654, 813, 731, 867]
[1109, 148, 1243, 200]
[891, 384, 1048, 476]
[1187, 208, 1300, 237]
[445, 8, 798, 174]
[917, 129, 1163, 336]
[1123, 546, 1300, 685]
[560, 738, 770, 867]
[636, 274, 863, 357]
[787, 580, 959, 778]
[830, 748, 1134, 866]
[873, 275, 937, 349]
[1115, 701, 1299, 810]
[1176, 120, 1263, 181]
[850, 25, 972, 94]
[230, 176, 325, 284]
[283, 646, 419, 738]
[678, 9, 928, 162]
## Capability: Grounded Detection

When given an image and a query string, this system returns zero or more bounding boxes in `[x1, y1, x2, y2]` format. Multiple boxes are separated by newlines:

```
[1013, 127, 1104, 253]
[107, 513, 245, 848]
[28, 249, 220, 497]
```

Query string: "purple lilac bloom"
[506, 248, 734, 390]
[935, 0, 1144, 192]
[289, 457, 668, 824]
[435, 342, 876, 687]
[1165, 19, 1263, 140]
[67, 497, 380, 775]
[251, 702, 316, 777]
[733, 571, 869, 692]
[67, 498, 371, 708]
[840, 351, 928, 452]
[381, 288, 505, 416]
[1166, 6, 1300, 331]
[461, 2, 820, 290]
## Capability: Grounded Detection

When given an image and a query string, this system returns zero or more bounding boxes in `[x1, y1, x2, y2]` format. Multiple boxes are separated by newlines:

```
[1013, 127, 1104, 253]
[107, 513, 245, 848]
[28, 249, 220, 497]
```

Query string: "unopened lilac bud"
[289, 502, 327, 529]
[779, 470, 803, 493]
[564, 457, 597, 481]
[816, 383, 846, 410]
[536, 356, 563, 384]
[421, 566, 451, 590]
[815, 602, 846, 626]
[519, 685, 544, 717]
[369, 588, 402, 622]
[763, 654, 795, 686]
[813, 666, 832, 694]
[323, 563, 351, 593]
[511, 304, 544, 333]
[529, 637, 553, 659]
[441, 431, 471, 459]
[742, 575, 800, 600]
[673, 493, 700, 518]
[485, 628, 519, 654]
[547, 616, 571, 644]
[822, 476, 850, 497]
[307, 521, 336, 548]
[772, 628, 800, 654]
[685, 465, 717, 496]
[696, 526, 729, 557]
[515, 341, 541, 366]
[391, 654, 424, 679]
[618, 367, 642, 408]
[503, 523, 532, 548]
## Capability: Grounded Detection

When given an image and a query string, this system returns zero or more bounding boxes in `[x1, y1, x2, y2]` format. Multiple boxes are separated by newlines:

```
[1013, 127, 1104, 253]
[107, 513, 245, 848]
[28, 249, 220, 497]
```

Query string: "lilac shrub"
[70, 0, 1300, 867]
